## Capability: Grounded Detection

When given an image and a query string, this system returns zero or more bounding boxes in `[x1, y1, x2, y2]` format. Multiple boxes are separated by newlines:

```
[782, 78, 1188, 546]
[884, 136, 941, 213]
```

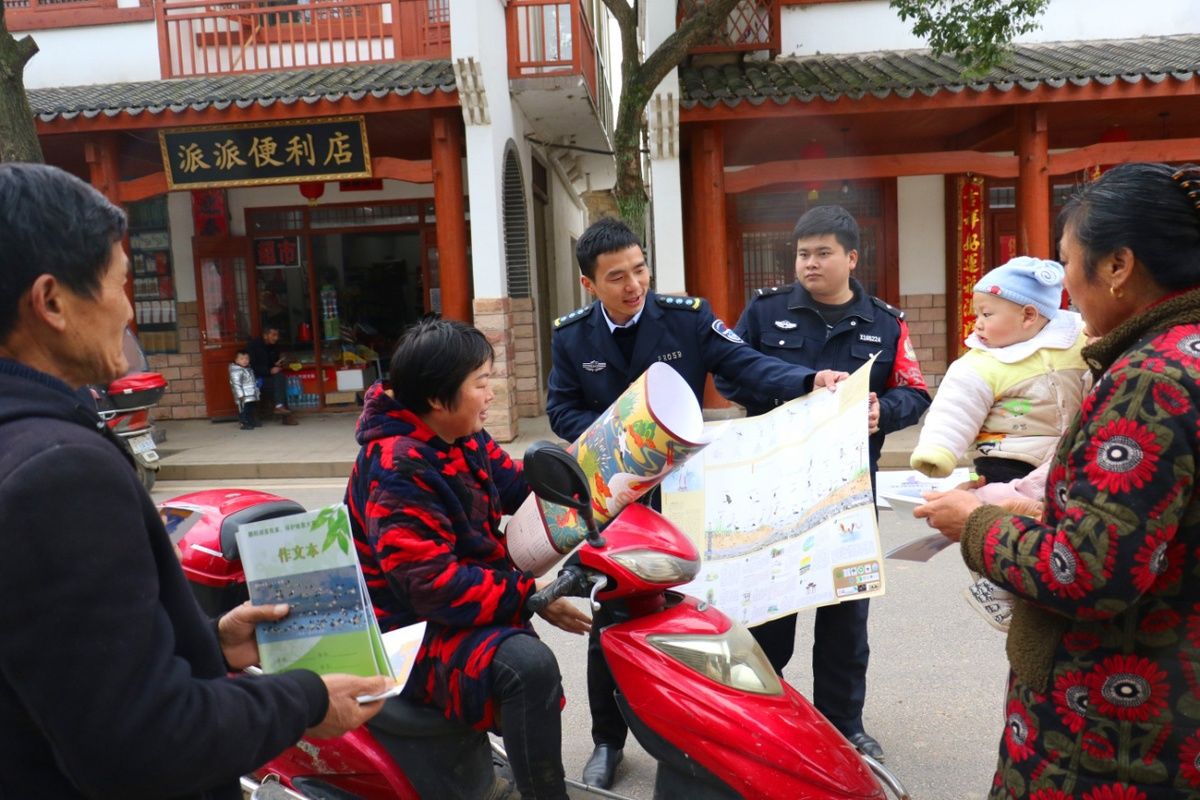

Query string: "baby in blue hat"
[910, 256, 1090, 630]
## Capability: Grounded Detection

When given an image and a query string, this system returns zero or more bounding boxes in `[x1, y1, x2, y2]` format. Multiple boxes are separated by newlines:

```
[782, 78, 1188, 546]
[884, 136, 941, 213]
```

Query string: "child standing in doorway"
[229, 349, 260, 430]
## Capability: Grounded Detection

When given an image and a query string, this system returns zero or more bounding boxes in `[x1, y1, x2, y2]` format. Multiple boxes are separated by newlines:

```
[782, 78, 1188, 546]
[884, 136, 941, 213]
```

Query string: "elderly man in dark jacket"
[0, 163, 388, 799]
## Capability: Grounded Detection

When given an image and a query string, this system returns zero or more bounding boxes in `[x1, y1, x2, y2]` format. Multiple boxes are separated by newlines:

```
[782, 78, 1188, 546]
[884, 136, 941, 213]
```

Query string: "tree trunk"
[601, 0, 744, 233]
[0, 3, 43, 164]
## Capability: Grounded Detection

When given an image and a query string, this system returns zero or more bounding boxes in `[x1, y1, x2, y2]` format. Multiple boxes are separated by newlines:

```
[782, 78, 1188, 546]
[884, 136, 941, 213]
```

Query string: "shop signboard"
[160, 116, 371, 190]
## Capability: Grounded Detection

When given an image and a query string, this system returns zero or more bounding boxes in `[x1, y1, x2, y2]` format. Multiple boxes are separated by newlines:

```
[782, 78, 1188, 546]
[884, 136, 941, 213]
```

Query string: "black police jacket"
[547, 291, 817, 443]
[716, 279, 931, 469]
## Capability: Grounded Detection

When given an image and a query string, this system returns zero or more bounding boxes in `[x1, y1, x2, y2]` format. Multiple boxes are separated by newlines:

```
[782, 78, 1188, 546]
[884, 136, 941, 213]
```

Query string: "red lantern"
[800, 140, 827, 200]
[298, 181, 326, 206]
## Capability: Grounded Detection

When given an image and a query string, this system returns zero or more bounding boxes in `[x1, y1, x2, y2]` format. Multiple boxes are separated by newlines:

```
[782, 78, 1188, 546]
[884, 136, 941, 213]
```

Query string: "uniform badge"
[582, 360, 607, 373]
[773, 320, 797, 330]
[712, 320, 744, 344]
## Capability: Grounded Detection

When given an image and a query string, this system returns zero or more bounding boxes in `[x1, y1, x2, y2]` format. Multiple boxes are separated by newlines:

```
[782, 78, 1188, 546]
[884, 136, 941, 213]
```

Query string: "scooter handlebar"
[527, 566, 585, 614]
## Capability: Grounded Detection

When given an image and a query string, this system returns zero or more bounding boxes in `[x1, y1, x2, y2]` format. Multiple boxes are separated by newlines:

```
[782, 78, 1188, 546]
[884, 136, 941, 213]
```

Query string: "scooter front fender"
[603, 596, 886, 800]
[257, 728, 419, 800]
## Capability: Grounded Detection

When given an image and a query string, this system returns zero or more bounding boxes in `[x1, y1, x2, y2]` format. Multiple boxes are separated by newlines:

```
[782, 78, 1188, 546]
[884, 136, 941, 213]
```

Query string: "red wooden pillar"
[431, 110, 472, 323]
[689, 123, 731, 323]
[689, 123, 731, 406]
[85, 135, 136, 324]
[1016, 105, 1051, 259]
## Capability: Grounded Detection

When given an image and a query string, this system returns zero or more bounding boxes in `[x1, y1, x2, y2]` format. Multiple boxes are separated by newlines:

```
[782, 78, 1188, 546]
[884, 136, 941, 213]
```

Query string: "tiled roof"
[679, 34, 1200, 109]
[29, 61, 456, 121]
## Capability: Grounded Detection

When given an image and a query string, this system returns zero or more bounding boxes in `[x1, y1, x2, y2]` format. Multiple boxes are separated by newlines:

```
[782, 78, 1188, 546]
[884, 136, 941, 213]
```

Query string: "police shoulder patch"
[755, 286, 789, 298]
[870, 296, 905, 320]
[553, 303, 593, 329]
[712, 319, 744, 344]
[655, 294, 703, 311]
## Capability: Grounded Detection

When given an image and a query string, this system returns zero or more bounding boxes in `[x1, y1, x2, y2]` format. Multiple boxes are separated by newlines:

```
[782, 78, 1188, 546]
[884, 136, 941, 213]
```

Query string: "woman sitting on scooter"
[346, 317, 591, 800]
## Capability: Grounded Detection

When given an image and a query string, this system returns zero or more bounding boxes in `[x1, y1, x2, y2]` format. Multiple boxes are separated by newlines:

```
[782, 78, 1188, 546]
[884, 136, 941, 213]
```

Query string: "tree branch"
[637, 0, 743, 90]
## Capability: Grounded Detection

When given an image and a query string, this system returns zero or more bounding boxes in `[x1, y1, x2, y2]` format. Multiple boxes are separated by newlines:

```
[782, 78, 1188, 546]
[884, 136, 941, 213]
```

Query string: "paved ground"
[152, 409, 1004, 799]
[154, 410, 925, 480]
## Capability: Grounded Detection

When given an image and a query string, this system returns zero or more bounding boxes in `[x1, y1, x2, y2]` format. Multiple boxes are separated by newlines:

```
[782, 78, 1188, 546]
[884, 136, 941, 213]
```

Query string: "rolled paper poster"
[506, 362, 713, 575]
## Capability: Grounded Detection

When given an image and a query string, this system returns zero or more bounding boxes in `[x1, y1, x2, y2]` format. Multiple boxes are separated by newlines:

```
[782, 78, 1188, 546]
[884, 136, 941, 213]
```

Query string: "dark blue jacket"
[547, 291, 816, 443]
[0, 359, 327, 800]
[716, 279, 931, 470]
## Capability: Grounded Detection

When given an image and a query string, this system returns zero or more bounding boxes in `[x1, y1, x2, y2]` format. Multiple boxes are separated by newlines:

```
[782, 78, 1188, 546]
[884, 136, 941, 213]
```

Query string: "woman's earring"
[1109, 284, 1123, 299]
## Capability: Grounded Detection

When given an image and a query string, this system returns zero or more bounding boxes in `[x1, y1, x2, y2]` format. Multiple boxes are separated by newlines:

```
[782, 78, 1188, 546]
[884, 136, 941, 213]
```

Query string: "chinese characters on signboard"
[955, 175, 986, 356]
[255, 237, 302, 268]
[160, 116, 371, 190]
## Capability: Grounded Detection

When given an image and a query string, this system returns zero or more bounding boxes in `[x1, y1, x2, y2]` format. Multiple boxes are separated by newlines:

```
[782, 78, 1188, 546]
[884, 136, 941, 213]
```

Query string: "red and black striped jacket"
[345, 382, 535, 730]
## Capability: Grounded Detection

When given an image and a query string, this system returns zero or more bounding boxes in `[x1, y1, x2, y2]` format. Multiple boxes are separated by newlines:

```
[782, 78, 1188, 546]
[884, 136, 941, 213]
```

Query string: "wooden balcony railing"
[5, 0, 153, 32]
[679, 0, 780, 56]
[506, 0, 611, 134]
[157, 0, 449, 78]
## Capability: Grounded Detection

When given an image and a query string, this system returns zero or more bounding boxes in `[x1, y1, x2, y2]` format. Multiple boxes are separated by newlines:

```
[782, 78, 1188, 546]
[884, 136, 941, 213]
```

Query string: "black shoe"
[582, 744, 623, 789]
[846, 731, 885, 761]
[239, 423, 253, 430]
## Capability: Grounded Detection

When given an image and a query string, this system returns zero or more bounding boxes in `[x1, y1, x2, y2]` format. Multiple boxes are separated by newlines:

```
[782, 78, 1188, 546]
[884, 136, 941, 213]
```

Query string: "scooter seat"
[369, 694, 475, 739]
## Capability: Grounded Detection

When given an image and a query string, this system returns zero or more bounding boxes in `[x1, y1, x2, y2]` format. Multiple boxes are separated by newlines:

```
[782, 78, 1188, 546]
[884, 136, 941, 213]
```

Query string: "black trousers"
[491, 634, 569, 800]
[973, 456, 1036, 485]
[587, 603, 627, 748]
[237, 401, 257, 427]
[750, 599, 871, 736]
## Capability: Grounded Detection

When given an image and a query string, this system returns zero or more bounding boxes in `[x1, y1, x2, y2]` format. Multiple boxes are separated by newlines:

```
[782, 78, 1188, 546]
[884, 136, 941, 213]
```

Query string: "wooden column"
[431, 110, 471, 322]
[689, 123, 731, 323]
[1016, 105, 1051, 258]
[85, 135, 136, 322]
[689, 123, 731, 407]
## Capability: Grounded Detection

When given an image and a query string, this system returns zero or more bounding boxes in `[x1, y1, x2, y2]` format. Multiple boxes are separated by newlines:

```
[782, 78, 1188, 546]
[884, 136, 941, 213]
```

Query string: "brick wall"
[146, 301, 207, 419]
[510, 297, 543, 417]
[474, 297, 520, 442]
[898, 292, 948, 389]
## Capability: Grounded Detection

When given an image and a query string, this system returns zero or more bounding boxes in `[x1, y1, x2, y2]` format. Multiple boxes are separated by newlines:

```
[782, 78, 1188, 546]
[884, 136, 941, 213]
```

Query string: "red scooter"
[162, 442, 910, 800]
[91, 328, 167, 491]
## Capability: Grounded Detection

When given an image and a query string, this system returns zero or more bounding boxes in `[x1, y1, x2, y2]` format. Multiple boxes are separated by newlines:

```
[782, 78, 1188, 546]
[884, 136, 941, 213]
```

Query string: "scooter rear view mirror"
[522, 441, 604, 546]
[523, 441, 589, 510]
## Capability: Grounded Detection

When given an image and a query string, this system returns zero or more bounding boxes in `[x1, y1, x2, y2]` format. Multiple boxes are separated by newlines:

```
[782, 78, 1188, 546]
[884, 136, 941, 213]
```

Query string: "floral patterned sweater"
[345, 382, 535, 730]
[961, 288, 1200, 799]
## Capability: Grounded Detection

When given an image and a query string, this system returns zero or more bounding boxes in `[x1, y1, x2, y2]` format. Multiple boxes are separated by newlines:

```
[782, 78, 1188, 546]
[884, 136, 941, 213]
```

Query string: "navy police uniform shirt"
[547, 291, 817, 443]
[715, 278, 931, 470]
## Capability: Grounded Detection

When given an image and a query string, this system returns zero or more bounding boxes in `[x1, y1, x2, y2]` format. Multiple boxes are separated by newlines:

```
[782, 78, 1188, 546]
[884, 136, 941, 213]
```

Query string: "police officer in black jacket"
[547, 217, 847, 789]
[716, 205, 931, 762]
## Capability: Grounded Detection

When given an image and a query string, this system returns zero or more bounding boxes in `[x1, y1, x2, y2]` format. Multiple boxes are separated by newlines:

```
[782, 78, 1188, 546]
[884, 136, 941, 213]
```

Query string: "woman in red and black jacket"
[345, 318, 590, 800]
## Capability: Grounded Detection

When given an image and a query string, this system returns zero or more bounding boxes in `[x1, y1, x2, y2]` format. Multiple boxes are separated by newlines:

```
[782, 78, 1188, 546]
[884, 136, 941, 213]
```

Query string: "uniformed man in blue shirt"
[547, 217, 846, 789]
[716, 205, 931, 763]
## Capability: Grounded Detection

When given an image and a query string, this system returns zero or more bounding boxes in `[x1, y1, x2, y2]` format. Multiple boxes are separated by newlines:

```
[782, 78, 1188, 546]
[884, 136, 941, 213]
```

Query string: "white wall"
[168, 192, 196, 302]
[781, 0, 1200, 57]
[897, 176, 945, 295]
[23, 21, 161, 88]
[548, 161, 587, 315]
[451, 0, 516, 299]
[643, 0, 687, 293]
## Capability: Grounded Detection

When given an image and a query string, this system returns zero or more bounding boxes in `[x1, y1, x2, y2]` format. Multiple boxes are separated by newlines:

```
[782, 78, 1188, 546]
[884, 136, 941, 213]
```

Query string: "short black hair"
[575, 216, 643, 280]
[0, 163, 127, 342]
[389, 318, 494, 414]
[1059, 162, 1200, 291]
[792, 205, 860, 254]
[235, 349, 250, 358]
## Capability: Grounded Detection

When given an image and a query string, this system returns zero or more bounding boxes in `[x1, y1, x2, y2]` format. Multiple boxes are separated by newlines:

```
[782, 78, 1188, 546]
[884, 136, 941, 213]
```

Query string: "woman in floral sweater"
[345, 318, 590, 800]
[918, 162, 1200, 799]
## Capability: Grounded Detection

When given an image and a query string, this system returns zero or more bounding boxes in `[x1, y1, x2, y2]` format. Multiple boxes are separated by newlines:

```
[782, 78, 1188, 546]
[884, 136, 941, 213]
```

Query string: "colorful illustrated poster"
[236, 504, 391, 678]
[661, 361, 883, 627]
[507, 362, 716, 575]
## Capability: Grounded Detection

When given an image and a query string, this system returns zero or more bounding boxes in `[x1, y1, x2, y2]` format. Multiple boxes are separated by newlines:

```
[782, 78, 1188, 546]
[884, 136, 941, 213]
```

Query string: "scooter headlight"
[648, 622, 783, 695]
[609, 549, 700, 584]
